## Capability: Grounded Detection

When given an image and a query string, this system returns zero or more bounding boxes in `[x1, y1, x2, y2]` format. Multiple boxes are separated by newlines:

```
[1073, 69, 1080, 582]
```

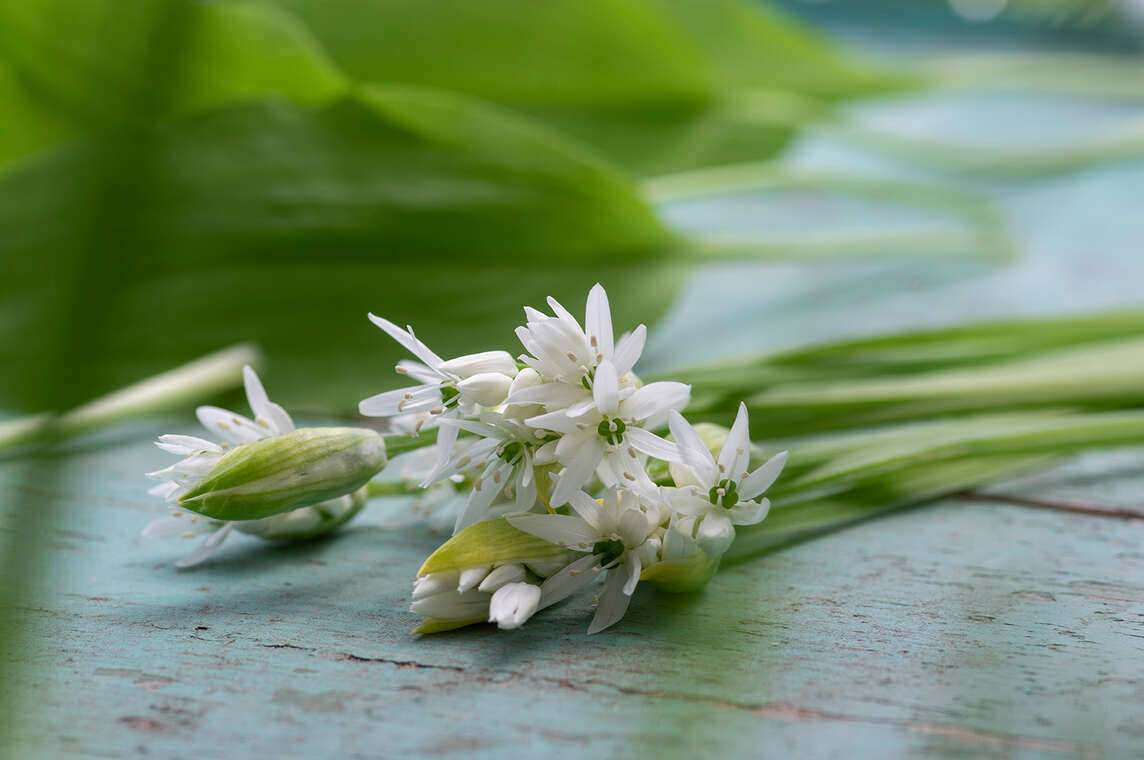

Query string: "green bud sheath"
[179, 427, 387, 521]
[418, 518, 576, 577]
[641, 552, 722, 593]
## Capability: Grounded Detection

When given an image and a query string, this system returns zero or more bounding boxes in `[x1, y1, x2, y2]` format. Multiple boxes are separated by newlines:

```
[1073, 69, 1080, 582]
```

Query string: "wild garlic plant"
[143, 284, 786, 634]
[364, 285, 787, 634]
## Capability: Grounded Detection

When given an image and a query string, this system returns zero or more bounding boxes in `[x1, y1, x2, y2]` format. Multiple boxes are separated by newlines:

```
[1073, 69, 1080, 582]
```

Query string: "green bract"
[179, 427, 386, 521]
[418, 518, 577, 577]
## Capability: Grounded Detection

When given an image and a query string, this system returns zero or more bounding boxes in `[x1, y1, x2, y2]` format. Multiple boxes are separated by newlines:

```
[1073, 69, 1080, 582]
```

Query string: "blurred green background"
[15, 0, 1140, 416]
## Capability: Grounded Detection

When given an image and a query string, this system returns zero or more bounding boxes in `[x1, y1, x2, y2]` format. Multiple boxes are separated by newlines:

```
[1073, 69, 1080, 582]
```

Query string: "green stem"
[0, 343, 260, 454]
[366, 480, 419, 498]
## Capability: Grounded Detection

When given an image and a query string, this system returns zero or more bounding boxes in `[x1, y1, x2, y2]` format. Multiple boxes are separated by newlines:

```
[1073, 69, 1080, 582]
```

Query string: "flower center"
[498, 441, 525, 466]
[708, 478, 739, 509]
[439, 384, 460, 407]
[592, 538, 625, 565]
[596, 417, 626, 446]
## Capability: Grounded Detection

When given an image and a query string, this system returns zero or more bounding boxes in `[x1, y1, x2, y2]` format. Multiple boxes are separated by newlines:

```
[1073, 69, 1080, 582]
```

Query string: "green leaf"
[0, 87, 680, 412]
[0, 0, 343, 138]
[679, 317, 1144, 437]
[418, 518, 576, 577]
[253, 0, 911, 175]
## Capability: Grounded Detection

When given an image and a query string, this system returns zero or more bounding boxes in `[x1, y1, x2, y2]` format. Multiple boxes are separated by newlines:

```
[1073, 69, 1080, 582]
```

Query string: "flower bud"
[439, 350, 518, 379]
[457, 372, 513, 407]
[178, 427, 387, 522]
[234, 486, 368, 540]
[641, 514, 733, 592]
[488, 582, 541, 629]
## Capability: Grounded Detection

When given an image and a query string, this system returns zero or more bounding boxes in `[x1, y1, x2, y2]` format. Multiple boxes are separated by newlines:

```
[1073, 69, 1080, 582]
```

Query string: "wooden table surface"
[5, 14, 1144, 760]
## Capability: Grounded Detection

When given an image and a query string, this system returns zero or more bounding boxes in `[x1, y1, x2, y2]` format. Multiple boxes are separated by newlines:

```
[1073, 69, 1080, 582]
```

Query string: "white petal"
[587, 568, 634, 634]
[717, 402, 752, 480]
[242, 366, 294, 434]
[439, 350, 518, 379]
[413, 571, 461, 599]
[667, 411, 717, 484]
[410, 589, 489, 619]
[174, 523, 233, 568]
[620, 382, 690, 424]
[728, 497, 770, 527]
[506, 382, 587, 410]
[396, 360, 441, 384]
[147, 481, 184, 502]
[567, 490, 605, 532]
[358, 384, 441, 417]
[457, 565, 491, 593]
[592, 360, 619, 416]
[539, 554, 601, 610]
[584, 283, 614, 361]
[368, 313, 444, 370]
[507, 514, 599, 550]
[740, 451, 788, 500]
[478, 563, 526, 592]
[422, 420, 463, 485]
[696, 512, 736, 556]
[550, 438, 604, 507]
[141, 513, 199, 538]
[488, 582, 542, 629]
[622, 554, 641, 596]
[155, 434, 222, 456]
[457, 372, 513, 408]
[525, 410, 584, 435]
[665, 486, 713, 517]
[195, 406, 268, 445]
[612, 325, 646, 377]
[545, 295, 583, 333]
[625, 427, 682, 463]
[618, 507, 650, 548]
[454, 462, 507, 532]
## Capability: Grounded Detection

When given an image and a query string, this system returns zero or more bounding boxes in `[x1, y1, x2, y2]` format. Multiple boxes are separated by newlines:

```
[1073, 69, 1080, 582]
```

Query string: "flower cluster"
[363, 285, 788, 634]
[145, 367, 386, 566]
[143, 283, 786, 635]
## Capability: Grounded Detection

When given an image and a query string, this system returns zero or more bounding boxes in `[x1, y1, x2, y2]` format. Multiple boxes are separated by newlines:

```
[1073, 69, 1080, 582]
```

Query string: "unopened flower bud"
[179, 427, 387, 522]
[489, 582, 541, 629]
[439, 350, 518, 379]
[457, 372, 513, 407]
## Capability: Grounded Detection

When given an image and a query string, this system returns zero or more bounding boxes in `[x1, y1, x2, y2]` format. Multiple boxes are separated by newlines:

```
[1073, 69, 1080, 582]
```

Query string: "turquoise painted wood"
[2, 431, 1143, 758]
[6, 16, 1144, 760]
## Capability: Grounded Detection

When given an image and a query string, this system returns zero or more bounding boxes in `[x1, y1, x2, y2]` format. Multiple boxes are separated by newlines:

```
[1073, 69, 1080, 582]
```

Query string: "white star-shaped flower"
[513, 283, 646, 398]
[666, 404, 787, 529]
[524, 358, 689, 506]
[510, 488, 660, 634]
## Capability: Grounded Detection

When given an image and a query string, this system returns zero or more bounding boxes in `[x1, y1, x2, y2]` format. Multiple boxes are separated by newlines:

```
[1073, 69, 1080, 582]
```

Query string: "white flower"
[666, 404, 787, 528]
[513, 283, 646, 391]
[509, 488, 658, 634]
[524, 359, 689, 507]
[431, 413, 558, 531]
[146, 365, 293, 503]
[488, 582, 542, 629]
[144, 366, 382, 567]
[144, 366, 293, 566]
[142, 489, 368, 568]
[359, 314, 518, 422]
[359, 314, 519, 474]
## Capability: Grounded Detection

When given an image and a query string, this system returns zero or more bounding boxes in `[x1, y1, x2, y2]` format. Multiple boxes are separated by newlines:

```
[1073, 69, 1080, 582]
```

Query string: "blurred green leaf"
[254, 0, 910, 175]
[0, 0, 343, 141]
[0, 86, 681, 412]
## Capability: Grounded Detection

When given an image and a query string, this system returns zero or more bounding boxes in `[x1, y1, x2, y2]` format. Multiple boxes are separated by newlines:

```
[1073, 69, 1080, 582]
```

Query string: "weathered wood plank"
[2, 429, 1141, 759]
